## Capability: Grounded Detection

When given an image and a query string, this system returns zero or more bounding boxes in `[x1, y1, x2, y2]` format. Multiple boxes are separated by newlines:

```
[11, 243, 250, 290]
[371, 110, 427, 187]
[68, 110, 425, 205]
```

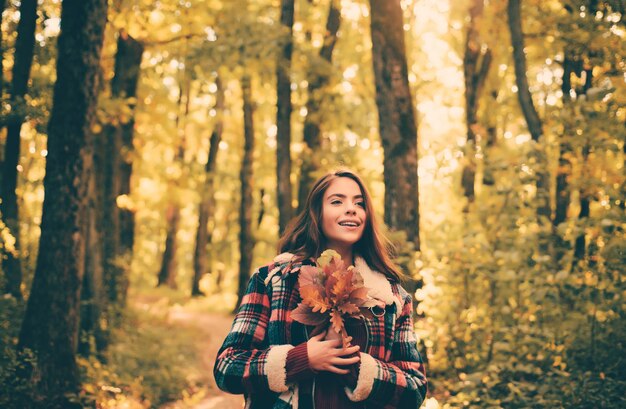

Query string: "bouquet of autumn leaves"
[291, 249, 377, 348]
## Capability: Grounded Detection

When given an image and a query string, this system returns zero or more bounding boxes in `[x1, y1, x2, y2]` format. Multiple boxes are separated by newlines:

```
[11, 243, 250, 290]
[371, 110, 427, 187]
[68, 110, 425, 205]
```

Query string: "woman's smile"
[321, 177, 367, 256]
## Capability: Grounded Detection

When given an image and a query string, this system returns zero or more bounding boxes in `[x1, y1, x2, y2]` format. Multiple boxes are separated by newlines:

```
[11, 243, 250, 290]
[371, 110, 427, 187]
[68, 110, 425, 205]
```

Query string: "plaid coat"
[214, 254, 427, 409]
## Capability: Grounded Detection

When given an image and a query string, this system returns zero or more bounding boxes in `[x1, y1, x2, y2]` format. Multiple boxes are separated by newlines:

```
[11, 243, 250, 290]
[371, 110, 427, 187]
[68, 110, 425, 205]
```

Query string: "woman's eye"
[356, 202, 365, 208]
[331, 200, 342, 205]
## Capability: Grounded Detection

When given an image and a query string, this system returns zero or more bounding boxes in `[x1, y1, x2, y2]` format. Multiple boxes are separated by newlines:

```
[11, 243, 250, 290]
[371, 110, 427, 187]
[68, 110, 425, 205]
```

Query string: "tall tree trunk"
[276, 0, 295, 235]
[102, 31, 143, 308]
[235, 74, 255, 311]
[297, 0, 341, 213]
[79, 165, 105, 357]
[192, 76, 224, 296]
[0, 0, 8, 100]
[17, 0, 107, 406]
[572, 2, 598, 263]
[507, 0, 551, 226]
[554, 58, 577, 227]
[462, 0, 491, 209]
[574, 85, 592, 263]
[81, 30, 143, 347]
[114, 31, 142, 301]
[555, 0, 597, 266]
[157, 69, 189, 289]
[1, 0, 37, 299]
[553, 57, 580, 264]
[157, 204, 180, 289]
[369, 0, 420, 249]
[573, 156, 591, 262]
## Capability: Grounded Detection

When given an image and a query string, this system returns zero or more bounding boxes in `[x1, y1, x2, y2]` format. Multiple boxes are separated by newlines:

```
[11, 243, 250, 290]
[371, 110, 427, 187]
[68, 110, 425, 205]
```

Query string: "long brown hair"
[277, 169, 405, 282]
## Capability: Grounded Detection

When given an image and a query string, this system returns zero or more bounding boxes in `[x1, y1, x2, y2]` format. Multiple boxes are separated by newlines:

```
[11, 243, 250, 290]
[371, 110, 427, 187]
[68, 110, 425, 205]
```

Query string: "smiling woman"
[321, 177, 367, 264]
[214, 169, 427, 409]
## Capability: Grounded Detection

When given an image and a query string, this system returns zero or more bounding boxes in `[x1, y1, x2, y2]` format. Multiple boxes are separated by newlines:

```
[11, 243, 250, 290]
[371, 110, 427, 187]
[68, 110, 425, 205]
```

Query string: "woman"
[214, 169, 427, 408]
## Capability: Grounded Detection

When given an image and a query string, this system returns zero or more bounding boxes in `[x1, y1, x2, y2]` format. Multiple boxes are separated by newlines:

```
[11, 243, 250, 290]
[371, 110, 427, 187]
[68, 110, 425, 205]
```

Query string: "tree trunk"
[192, 76, 224, 296]
[0, 0, 8, 99]
[573, 185, 590, 262]
[297, 0, 341, 213]
[554, 58, 577, 228]
[102, 31, 143, 309]
[81, 27, 143, 346]
[157, 204, 180, 289]
[235, 74, 256, 311]
[507, 0, 541, 141]
[114, 31, 142, 297]
[157, 70, 189, 289]
[574, 141, 591, 263]
[17, 0, 107, 406]
[507, 0, 551, 225]
[369, 0, 420, 249]
[79, 165, 105, 357]
[553, 57, 581, 264]
[1, 0, 37, 299]
[572, 1, 598, 264]
[276, 0, 295, 235]
[461, 0, 491, 209]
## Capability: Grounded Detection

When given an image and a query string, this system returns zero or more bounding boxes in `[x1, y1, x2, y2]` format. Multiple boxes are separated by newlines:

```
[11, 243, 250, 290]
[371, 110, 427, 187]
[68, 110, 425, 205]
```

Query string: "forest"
[0, 0, 624, 408]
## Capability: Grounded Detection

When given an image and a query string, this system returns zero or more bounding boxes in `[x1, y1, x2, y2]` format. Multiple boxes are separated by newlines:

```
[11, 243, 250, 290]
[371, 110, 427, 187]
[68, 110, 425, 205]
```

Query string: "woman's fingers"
[343, 345, 360, 355]
[307, 332, 362, 373]
[325, 366, 350, 375]
[322, 338, 342, 348]
[331, 354, 361, 366]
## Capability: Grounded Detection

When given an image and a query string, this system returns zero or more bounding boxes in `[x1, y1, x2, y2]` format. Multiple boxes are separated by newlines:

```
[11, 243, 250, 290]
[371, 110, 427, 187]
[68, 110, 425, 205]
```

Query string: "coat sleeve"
[213, 267, 295, 395]
[344, 293, 428, 408]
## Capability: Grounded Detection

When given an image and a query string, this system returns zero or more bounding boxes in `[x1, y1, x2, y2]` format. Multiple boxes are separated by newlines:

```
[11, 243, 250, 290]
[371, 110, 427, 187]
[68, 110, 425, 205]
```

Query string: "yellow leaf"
[318, 249, 341, 268]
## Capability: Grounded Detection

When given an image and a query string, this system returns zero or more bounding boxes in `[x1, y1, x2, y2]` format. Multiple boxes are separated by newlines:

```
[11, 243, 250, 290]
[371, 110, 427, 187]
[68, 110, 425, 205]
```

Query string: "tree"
[103, 31, 143, 302]
[0, 0, 8, 99]
[462, 0, 492, 209]
[235, 74, 256, 310]
[368, 0, 420, 249]
[192, 76, 223, 296]
[297, 0, 342, 213]
[79, 151, 106, 356]
[507, 0, 551, 226]
[157, 67, 190, 289]
[79, 31, 144, 355]
[1, 0, 37, 299]
[276, 0, 295, 235]
[157, 203, 180, 288]
[16, 0, 108, 405]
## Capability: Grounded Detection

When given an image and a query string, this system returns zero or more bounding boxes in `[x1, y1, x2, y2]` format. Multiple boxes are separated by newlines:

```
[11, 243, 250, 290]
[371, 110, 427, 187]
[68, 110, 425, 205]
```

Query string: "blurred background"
[0, 0, 624, 408]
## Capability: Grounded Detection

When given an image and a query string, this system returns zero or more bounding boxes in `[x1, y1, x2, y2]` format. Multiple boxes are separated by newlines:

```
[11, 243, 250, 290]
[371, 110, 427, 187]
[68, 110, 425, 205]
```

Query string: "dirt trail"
[152, 298, 439, 409]
[160, 306, 245, 409]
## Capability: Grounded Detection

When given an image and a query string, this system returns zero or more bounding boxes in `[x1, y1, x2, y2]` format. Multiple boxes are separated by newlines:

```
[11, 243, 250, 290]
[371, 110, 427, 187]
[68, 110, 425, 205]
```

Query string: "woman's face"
[320, 177, 367, 253]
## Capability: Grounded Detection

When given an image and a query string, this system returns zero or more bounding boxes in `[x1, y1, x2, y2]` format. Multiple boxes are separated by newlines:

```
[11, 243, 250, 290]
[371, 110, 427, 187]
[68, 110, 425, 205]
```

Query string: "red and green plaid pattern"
[213, 259, 428, 408]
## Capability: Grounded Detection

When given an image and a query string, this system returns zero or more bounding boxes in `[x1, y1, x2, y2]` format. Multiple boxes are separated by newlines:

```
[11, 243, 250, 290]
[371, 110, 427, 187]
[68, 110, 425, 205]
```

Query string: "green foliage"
[0, 297, 46, 409]
[418, 135, 625, 408]
[79, 305, 208, 407]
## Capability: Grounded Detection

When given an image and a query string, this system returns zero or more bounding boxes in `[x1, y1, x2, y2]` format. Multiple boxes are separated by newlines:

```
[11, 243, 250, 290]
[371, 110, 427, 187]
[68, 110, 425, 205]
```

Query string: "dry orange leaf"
[291, 249, 375, 348]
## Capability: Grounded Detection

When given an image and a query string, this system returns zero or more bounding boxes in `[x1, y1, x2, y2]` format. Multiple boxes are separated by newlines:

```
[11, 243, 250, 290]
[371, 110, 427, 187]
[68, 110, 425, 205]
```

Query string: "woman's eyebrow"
[327, 193, 364, 199]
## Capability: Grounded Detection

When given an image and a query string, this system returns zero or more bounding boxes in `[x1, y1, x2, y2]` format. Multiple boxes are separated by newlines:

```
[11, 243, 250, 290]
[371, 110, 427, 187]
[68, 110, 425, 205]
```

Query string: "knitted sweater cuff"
[286, 342, 315, 383]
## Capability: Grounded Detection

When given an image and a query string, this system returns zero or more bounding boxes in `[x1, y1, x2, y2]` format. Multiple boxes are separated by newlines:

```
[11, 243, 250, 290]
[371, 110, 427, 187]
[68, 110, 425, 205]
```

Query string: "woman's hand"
[307, 331, 360, 375]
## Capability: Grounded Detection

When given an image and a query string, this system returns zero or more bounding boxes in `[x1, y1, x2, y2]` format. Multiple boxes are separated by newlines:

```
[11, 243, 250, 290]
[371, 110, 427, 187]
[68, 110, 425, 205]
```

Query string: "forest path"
[135, 293, 245, 409]
[167, 308, 244, 409]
